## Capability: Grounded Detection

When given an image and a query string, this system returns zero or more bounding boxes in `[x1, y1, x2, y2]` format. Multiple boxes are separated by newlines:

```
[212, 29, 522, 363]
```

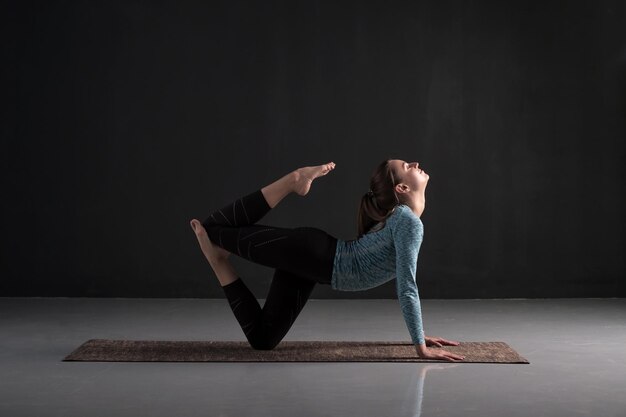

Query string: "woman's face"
[388, 159, 430, 193]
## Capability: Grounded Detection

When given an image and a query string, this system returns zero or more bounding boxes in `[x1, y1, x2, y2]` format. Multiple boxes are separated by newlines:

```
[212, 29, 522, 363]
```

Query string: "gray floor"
[1, 297, 625, 417]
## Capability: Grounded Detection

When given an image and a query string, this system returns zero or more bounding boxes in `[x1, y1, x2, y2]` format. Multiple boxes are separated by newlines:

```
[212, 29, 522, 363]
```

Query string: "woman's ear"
[395, 183, 410, 194]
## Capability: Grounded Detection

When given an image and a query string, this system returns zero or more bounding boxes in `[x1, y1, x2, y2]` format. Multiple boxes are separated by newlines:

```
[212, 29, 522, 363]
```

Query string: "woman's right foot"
[293, 162, 336, 196]
[189, 219, 231, 265]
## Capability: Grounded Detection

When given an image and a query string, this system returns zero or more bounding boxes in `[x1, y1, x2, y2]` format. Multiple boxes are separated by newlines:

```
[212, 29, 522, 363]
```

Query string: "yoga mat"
[64, 339, 529, 364]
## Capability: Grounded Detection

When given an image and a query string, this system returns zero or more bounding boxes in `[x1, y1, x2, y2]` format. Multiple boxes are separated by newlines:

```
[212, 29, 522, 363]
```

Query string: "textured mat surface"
[64, 339, 529, 363]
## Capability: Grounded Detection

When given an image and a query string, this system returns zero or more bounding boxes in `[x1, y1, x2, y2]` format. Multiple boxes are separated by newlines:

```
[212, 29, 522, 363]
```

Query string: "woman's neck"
[405, 192, 426, 218]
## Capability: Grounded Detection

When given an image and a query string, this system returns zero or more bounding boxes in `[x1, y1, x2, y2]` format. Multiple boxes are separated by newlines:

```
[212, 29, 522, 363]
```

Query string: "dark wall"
[3, 1, 625, 298]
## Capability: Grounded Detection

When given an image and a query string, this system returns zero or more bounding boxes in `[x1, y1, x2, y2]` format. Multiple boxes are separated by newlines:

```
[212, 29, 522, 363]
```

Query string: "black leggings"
[202, 189, 338, 350]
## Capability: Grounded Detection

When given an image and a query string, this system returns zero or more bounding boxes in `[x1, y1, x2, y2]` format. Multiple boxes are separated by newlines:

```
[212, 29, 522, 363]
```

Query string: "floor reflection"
[403, 364, 460, 416]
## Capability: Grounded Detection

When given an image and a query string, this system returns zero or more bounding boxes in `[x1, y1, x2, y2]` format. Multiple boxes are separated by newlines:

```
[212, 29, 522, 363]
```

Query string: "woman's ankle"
[261, 171, 296, 208]
[210, 259, 239, 286]
[220, 276, 240, 287]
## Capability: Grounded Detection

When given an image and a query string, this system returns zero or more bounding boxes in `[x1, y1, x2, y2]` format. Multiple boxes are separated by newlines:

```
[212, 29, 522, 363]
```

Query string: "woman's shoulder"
[390, 204, 421, 221]
[389, 204, 424, 230]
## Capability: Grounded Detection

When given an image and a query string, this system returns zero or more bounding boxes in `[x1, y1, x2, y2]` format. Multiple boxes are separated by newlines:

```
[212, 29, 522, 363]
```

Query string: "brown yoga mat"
[63, 339, 529, 364]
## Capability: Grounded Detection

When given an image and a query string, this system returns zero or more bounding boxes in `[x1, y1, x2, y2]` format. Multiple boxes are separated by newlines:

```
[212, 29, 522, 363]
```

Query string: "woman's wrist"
[415, 343, 428, 356]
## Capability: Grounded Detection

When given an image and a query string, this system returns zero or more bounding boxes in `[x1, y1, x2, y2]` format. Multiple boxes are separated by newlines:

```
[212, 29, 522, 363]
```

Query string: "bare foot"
[189, 219, 230, 264]
[293, 162, 336, 196]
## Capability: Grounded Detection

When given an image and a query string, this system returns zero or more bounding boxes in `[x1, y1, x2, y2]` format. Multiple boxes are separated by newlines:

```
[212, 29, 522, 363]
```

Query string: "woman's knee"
[247, 333, 280, 351]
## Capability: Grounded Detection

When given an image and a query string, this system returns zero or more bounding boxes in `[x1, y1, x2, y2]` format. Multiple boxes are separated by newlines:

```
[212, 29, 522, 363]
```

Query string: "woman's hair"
[356, 159, 401, 238]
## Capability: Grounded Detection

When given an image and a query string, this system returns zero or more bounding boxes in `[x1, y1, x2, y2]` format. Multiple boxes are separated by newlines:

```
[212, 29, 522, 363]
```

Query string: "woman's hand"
[425, 336, 460, 348]
[415, 343, 465, 362]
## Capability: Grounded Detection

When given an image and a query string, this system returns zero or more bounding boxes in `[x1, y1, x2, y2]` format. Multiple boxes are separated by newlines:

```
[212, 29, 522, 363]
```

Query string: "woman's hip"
[205, 223, 337, 284]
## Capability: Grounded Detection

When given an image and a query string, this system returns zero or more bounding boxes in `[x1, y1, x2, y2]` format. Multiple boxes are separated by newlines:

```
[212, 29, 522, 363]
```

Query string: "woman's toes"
[190, 219, 205, 235]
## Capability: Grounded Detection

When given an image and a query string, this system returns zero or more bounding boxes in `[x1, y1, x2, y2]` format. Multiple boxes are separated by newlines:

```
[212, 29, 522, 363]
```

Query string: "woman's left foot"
[190, 219, 231, 264]
[293, 162, 336, 196]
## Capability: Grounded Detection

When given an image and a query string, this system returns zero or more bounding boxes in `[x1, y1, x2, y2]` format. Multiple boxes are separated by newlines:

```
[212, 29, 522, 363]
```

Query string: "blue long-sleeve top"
[330, 204, 425, 345]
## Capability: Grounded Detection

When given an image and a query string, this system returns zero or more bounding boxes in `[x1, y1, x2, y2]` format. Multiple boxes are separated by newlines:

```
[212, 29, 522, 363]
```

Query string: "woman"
[190, 160, 464, 362]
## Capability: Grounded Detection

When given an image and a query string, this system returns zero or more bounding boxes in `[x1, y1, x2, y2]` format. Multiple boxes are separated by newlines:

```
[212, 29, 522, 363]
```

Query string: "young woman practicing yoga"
[190, 159, 465, 362]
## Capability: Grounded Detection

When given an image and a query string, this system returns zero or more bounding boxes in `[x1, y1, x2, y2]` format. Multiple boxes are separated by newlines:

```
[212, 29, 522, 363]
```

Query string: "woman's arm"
[393, 211, 426, 346]
[393, 208, 464, 361]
